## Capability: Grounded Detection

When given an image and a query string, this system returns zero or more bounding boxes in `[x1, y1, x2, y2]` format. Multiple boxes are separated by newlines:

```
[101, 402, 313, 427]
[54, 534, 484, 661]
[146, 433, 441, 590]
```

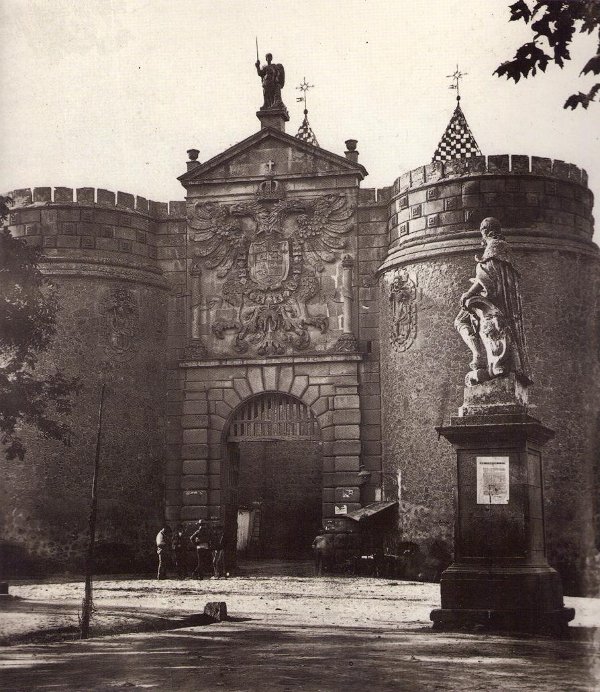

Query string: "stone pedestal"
[256, 107, 289, 132]
[430, 378, 574, 635]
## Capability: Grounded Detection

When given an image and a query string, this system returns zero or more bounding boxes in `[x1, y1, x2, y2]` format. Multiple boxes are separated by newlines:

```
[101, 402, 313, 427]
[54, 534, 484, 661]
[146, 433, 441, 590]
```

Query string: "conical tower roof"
[432, 98, 482, 162]
[296, 109, 319, 147]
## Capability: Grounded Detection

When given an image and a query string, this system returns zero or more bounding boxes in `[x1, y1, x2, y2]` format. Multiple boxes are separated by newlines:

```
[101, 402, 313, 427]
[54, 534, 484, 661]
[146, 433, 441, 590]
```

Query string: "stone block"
[136, 196, 149, 213]
[334, 395, 360, 409]
[247, 367, 264, 394]
[488, 155, 510, 174]
[552, 160, 570, 180]
[312, 396, 329, 417]
[33, 187, 51, 203]
[263, 366, 278, 391]
[54, 187, 73, 202]
[182, 400, 208, 416]
[361, 425, 382, 441]
[97, 189, 116, 205]
[181, 444, 209, 460]
[334, 425, 361, 440]
[290, 375, 309, 399]
[117, 191, 135, 209]
[233, 377, 252, 401]
[180, 506, 209, 521]
[511, 155, 530, 173]
[181, 475, 209, 490]
[318, 410, 334, 430]
[181, 415, 209, 430]
[323, 487, 335, 504]
[332, 409, 361, 425]
[277, 367, 294, 393]
[183, 489, 208, 506]
[333, 440, 361, 456]
[12, 188, 32, 206]
[334, 456, 360, 472]
[223, 389, 241, 409]
[214, 400, 232, 420]
[204, 602, 227, 622]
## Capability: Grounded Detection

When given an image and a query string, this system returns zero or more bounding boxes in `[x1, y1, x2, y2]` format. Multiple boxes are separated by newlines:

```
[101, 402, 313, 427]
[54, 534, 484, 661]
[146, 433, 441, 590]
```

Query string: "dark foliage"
[0, 196, 79, 459]
[495, 1, 600, 109]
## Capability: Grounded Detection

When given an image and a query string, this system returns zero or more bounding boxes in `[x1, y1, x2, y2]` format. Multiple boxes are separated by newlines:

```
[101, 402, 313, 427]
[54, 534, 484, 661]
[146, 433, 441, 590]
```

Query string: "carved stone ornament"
[188, 192, 354, 355]
[389, 270, 417, 351]
[455, 217, 532, 387]
[101, 287, 139, 362]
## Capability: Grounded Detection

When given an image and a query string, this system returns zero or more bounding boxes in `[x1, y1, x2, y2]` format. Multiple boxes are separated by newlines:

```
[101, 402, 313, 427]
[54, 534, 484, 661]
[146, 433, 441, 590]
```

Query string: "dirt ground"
[0, 567, 599, 690]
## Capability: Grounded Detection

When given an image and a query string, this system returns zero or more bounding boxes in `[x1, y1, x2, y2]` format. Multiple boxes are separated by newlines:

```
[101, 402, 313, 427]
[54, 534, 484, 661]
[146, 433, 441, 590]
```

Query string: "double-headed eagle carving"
[188, 193, 353, 355]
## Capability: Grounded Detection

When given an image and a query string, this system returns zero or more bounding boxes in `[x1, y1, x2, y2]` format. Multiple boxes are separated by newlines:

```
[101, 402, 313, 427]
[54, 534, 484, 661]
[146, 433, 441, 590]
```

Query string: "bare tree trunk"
[80, 382, 106, 640]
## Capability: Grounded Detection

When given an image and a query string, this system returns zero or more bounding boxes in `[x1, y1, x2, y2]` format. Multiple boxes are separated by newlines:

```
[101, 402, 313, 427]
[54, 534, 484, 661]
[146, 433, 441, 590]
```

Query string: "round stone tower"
[0, 186, 172, 573]
[379, 155, 599, 595]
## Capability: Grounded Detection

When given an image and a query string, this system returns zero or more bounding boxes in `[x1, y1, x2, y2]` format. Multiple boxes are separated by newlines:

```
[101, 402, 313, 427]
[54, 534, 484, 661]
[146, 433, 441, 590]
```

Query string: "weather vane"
[447, 65, 467, 101]
[296, 77, 315, 113]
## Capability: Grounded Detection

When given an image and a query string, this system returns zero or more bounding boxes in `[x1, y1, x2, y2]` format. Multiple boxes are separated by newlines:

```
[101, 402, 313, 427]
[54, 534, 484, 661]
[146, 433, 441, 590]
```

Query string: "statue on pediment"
[454, 217, 532, 387]
[255, 53, 286, 110]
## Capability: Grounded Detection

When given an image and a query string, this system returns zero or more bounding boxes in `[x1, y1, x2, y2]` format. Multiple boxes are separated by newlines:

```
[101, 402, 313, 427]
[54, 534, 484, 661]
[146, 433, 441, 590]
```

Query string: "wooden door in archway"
[223, 393, 322, 559]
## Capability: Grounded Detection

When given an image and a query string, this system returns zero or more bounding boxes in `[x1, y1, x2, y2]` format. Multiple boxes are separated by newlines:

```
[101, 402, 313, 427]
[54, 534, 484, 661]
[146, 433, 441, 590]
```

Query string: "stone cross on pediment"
[265, 160, 276, 174]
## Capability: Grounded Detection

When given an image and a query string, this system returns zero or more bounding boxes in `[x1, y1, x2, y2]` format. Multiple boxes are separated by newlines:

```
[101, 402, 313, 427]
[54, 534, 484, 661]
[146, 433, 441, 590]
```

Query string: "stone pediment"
[178, 129, 367, 185]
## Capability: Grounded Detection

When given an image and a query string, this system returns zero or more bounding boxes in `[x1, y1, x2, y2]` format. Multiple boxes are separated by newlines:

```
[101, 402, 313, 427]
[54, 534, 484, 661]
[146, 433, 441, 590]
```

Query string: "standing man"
[211, 523, 227, 579]
[190, 519, 210, 579]
[156, 525, 171, 580]
[171, 524, 186, 579]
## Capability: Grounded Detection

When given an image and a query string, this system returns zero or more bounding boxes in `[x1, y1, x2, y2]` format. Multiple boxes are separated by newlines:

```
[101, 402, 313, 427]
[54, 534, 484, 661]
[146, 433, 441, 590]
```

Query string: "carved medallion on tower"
[100, 287, 140, 361]
[389, 270, 417, 351]
[188, 192, 353, 355]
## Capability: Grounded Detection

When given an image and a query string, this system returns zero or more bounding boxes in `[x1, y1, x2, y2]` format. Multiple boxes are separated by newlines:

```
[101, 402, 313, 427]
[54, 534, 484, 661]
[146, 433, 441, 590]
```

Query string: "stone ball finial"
[187, 148, 200, 162]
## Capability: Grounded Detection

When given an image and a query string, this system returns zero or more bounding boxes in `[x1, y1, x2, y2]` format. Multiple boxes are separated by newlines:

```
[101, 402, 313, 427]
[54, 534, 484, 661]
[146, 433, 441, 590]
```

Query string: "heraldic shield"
[249, 238, 290, 289]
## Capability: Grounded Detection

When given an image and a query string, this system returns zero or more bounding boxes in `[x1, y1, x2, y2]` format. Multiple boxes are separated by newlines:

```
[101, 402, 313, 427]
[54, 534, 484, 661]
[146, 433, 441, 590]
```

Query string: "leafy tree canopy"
[0, 196, 79, 459]
[496, 0, 600, 109]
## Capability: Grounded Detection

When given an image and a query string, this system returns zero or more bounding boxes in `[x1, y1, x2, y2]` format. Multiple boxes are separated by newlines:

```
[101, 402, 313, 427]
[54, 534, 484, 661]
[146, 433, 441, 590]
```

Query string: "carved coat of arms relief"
[389, 270, 418, 351]
[187, 190, 354, 355]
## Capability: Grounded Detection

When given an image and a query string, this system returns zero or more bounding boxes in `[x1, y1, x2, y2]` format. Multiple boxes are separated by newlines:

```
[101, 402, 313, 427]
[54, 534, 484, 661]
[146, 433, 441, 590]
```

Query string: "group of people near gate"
[156, 519, 227, 580]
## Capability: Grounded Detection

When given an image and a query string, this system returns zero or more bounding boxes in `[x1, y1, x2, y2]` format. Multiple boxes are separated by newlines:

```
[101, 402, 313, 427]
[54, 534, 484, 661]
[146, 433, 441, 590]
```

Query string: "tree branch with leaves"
[495, 0, 600, 109]
[0, 196, 80, 459]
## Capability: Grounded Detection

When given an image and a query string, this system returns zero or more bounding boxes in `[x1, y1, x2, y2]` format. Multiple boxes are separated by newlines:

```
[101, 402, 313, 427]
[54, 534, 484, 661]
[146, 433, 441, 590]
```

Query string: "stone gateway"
[1, 63, 598, 596]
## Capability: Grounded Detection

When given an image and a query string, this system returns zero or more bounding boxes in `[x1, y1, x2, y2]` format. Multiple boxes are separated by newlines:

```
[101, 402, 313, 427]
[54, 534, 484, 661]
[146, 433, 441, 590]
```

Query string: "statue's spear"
[255, 37, 259, 64]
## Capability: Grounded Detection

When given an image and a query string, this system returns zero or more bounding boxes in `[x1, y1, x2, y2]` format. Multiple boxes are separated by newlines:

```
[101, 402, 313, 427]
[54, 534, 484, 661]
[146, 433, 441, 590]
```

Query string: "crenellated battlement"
[392, 155, 591, 196]
[3, 187, 187, 274]
[385, 154, 596, 258]
[5, 187, 185, 219]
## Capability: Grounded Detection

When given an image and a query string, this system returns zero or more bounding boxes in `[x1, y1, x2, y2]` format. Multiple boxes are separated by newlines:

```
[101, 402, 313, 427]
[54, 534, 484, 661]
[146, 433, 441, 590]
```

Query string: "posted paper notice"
[476, 456, 509, 504]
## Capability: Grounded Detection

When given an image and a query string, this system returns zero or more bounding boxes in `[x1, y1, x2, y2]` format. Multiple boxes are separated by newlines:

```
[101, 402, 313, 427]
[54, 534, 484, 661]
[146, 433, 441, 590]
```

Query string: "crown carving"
[256, 178, 285, 201]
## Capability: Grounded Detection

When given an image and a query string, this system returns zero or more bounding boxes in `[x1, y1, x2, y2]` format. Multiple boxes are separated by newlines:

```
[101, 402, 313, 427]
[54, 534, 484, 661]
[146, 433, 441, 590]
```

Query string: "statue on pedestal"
[454, 217, 532, 387]
[255, 53, 286, 110]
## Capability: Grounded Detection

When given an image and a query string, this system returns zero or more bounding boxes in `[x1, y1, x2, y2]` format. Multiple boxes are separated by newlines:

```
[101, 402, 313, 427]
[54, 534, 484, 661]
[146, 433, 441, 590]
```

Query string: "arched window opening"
[228, 393, 319, 441]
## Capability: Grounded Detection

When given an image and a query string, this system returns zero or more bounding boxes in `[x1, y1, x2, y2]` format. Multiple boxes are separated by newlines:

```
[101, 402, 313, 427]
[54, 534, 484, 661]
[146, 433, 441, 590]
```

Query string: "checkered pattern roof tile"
[432, 101, 482, 162]
[295, 113, 319, 147]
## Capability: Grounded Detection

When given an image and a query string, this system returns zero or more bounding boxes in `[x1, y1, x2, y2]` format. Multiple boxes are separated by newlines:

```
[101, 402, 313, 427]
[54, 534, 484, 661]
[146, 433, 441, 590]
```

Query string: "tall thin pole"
[80, 382, 106, 640]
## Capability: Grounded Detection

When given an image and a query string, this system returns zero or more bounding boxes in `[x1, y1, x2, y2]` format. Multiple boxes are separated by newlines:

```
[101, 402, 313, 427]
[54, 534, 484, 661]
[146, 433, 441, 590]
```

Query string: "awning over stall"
[345, 501, 398, 522]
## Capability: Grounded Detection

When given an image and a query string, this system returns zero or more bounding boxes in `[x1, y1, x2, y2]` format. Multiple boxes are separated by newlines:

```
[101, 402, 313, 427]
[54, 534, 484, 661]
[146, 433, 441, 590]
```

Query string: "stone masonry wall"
[379, 155, 600, 595]
[0, 187, 173, 574]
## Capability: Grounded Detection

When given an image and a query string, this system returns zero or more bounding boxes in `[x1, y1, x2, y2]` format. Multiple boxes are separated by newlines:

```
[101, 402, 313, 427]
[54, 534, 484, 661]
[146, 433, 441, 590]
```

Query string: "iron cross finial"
[296, 77, 315, 113]
[447, 65, 467, 101]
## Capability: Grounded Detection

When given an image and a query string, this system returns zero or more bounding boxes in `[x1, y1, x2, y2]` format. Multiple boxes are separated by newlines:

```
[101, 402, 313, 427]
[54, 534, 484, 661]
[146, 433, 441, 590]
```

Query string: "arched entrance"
[223, 393, 322, 560]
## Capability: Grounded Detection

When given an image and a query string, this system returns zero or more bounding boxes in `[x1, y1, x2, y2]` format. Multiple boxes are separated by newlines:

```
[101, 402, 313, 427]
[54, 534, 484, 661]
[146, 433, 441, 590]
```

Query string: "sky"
[0, 0, 598, 236]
